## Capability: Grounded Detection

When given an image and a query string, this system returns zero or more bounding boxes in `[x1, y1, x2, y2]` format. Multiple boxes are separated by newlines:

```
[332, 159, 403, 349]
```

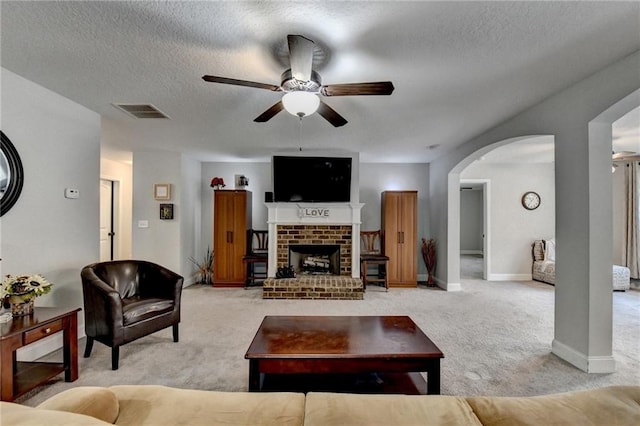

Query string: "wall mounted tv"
[273, 156, 352, 203]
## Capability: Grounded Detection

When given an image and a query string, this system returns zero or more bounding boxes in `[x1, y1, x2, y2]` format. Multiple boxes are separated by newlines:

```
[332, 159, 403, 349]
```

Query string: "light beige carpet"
[19, 280, 640, 406]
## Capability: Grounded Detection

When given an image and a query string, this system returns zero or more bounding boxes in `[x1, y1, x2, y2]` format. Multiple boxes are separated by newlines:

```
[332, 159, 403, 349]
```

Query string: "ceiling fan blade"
[254, 101, 284, 122]
[288, 35, 314, 82]
[202, 75, 281, 92]
[317, 101, 348, 127]
[321, 81, 395, 97]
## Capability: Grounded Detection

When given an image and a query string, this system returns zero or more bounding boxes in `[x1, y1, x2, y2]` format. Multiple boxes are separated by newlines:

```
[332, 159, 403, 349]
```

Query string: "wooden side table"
[1, 307, 81, 401]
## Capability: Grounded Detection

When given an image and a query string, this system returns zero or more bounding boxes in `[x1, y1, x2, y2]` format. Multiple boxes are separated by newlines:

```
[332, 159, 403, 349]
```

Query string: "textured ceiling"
[1, 1, 639, 163]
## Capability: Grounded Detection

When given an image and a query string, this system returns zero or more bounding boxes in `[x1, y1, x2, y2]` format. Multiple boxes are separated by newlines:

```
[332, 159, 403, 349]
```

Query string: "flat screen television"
[273, 156, 352, 202]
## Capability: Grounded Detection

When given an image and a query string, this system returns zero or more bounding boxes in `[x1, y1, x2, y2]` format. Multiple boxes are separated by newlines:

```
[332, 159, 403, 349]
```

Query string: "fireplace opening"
[289, 244, 340, 275]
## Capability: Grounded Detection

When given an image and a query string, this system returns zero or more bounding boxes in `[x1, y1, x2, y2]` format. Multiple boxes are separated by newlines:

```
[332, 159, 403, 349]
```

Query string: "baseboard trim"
[183, 274, 198, 288]
[551, 339, 616, 373]
[460, 250, 483, 255]
[487, 273, 531, 281]
[434, 276, 461, 291]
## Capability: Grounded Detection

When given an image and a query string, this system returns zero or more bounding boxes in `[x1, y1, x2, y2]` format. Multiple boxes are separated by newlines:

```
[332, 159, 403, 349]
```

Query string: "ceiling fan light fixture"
[282, 91, 320, 118]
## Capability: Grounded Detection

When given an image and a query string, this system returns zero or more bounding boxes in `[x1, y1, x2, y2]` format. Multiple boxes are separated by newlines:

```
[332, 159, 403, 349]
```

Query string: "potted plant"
[1, 274, 53, 316]
[189, 247, 214, 285]
[421, 238, 437, 287]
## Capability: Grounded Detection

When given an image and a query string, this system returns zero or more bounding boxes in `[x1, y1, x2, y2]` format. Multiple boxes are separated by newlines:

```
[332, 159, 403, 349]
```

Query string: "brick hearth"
[263, 276, 363, 300]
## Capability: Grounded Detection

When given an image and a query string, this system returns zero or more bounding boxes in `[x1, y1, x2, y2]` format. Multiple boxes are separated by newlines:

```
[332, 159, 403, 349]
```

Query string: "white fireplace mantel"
[266, 202, 364, 278]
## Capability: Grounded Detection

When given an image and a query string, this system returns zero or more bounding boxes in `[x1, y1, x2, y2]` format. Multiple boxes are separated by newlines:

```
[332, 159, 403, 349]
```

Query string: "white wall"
[132, 151, 182, 272]
[1, 68, 100, 359]
[180, 155, 201, 283]
[461, 163, 555, 278]
[460, 189, 483, 253]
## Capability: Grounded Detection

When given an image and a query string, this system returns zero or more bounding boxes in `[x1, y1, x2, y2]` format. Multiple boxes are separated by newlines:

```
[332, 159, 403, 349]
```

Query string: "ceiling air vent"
[113, 103, 170, 119]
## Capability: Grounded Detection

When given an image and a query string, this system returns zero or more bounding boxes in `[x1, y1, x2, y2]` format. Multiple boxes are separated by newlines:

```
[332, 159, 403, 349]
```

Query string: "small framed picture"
[160, 203, 174, 220]
[154, 183, 171, 200]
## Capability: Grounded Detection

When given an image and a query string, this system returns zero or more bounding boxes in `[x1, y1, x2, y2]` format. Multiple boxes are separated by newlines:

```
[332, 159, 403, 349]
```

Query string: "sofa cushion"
[0, 401, 113, 425]
[544, 238, 556, 261]
[109, 385, 305, 425]
[466, 386, 640, 426]
[36, 386, 119, 424]
[304, 392, 482, 426]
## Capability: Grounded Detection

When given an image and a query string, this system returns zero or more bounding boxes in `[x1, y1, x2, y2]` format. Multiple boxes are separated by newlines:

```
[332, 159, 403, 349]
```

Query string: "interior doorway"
[459, 179, 489, 280]
[99, 179, 116, 261]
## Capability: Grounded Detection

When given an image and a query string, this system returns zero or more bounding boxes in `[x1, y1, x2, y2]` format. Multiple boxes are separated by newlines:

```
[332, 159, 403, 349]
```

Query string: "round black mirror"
[1, 131, 24, 216]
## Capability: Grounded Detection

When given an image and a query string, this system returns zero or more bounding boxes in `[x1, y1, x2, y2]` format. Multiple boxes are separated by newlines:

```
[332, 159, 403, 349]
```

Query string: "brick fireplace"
[263, 203, 364, 299]
[277, 225, 351, 275]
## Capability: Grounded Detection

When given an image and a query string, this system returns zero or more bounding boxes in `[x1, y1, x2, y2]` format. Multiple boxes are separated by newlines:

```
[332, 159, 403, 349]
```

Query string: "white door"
[99, 179, 114, 261]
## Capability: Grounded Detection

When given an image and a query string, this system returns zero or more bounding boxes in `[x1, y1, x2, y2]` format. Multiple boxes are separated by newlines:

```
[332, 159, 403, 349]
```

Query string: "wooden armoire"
[381, 190, 418, 288]
[213, 190, 252, 287]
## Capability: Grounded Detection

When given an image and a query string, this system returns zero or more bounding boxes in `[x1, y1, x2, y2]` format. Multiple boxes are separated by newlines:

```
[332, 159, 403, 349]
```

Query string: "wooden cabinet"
[213, 190, 252, 287]
[382, 191, 418, 287]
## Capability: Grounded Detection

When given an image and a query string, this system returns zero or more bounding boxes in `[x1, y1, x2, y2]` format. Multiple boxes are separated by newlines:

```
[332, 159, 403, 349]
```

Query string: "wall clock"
[521, 191, 541, 210]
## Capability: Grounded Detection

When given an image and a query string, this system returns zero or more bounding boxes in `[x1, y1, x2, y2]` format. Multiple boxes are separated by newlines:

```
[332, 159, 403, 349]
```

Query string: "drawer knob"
[44, 328, 51, 334]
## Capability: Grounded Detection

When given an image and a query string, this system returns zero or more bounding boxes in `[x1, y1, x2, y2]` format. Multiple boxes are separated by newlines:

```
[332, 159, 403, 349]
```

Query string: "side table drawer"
[24, 320, 63, 344]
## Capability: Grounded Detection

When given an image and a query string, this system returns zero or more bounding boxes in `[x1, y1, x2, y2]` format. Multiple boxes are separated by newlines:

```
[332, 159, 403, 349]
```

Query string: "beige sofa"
[1, 384, 639, 425]
[532, 239, 631, 290]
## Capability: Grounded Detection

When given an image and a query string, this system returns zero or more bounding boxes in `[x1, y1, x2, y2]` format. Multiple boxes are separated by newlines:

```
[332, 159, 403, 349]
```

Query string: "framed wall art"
[154, 183, 171, 200]
[160, 203, 174, 220]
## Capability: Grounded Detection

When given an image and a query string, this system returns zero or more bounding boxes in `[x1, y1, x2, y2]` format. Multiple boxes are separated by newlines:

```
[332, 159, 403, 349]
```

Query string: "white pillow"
[545, 239, 556, 261]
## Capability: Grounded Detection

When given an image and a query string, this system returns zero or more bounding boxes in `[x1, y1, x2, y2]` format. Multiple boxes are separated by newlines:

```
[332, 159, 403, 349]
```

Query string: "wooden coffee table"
[245, 315, 444, 395]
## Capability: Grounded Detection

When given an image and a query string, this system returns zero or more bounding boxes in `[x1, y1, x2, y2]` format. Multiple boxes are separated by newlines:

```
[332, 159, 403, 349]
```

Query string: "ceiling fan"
[202, 35, 394, 127]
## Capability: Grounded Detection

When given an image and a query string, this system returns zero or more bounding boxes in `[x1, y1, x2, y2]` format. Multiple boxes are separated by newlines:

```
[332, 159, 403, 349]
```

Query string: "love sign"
[300, 208, 330, 218]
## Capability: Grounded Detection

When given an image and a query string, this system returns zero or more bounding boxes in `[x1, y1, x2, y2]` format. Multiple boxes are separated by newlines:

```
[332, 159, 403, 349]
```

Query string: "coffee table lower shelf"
[258, 371, 427, 395]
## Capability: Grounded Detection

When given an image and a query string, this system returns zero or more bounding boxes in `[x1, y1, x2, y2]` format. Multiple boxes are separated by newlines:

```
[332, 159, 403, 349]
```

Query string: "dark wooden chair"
[243, 229, 268, 288]
[360, 230, 389, 291]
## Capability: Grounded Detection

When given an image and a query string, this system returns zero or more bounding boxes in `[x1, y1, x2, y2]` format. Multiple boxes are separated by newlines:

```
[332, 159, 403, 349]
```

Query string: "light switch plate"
[64, 188, 80, 199]
[138, 220, 149, 228]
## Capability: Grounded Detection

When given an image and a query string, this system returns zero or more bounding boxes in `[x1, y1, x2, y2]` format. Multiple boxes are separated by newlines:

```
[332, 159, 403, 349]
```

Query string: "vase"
[8, 293, 35, 316]
[426, 271, 436, 287]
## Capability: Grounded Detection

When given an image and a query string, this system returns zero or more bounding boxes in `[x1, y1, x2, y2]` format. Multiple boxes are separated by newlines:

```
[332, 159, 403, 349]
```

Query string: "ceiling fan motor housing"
[281, 69, 322, 93]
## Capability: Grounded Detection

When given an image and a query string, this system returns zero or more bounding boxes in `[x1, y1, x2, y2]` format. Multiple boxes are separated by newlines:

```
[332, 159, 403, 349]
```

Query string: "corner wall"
[1, 67, 101, 359]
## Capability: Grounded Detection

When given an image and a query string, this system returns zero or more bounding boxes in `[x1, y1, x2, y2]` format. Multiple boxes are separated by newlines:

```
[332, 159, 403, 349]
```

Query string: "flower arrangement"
[2, 274, 53, 316]
[210, 177, 225, 189]
[1, 274, 53, 302]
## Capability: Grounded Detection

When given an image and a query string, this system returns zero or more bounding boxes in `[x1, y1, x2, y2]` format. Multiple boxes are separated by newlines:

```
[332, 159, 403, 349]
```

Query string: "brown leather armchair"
[81, 260, 183, 370]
